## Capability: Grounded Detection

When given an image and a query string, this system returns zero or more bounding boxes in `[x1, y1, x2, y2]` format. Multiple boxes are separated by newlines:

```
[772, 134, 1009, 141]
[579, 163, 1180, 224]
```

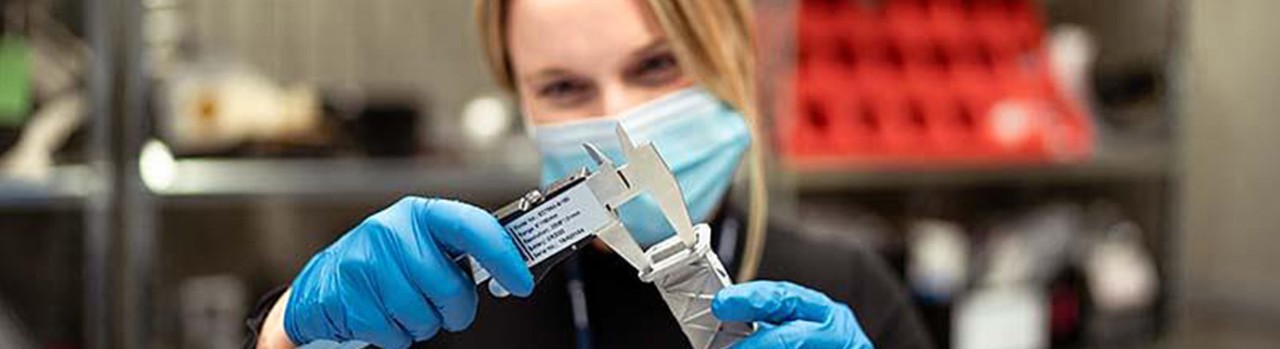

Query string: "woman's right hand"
[261, 197, 535, 349]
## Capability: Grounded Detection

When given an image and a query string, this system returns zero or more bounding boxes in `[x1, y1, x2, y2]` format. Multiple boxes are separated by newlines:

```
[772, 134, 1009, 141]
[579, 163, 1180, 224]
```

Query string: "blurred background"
[0, 0, 1274, 348]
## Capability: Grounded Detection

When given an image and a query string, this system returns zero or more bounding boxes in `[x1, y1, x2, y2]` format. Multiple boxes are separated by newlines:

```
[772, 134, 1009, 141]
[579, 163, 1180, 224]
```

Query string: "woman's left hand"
[712, 281, 874, 349]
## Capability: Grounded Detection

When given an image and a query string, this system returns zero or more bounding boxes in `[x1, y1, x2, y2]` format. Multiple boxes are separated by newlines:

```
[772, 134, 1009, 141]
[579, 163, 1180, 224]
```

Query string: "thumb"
[713, 281, 835, 324]
[411, 198, 534, 297]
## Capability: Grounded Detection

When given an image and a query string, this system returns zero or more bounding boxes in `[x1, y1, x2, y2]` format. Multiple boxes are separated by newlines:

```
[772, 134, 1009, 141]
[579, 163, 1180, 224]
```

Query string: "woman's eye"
[629, 53, 681, 86]
[537, 79, 592, 102]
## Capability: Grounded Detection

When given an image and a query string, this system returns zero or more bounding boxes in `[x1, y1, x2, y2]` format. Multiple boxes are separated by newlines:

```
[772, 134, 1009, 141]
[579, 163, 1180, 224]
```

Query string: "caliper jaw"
[581, 125, 754, 349]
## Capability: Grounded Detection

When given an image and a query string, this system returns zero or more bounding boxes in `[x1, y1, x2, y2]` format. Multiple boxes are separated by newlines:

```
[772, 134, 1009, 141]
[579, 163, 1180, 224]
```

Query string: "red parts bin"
[779, 0, 1093, 169]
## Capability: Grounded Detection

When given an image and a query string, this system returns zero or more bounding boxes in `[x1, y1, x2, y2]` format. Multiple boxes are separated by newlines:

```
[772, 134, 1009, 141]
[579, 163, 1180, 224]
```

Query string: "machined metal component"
[644, 224, 755, 348]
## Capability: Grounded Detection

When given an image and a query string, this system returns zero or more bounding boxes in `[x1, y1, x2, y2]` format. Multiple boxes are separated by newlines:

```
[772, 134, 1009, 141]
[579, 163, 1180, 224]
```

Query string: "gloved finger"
[731, 320, 858, 349]
[488, 279, 511, 298]
[414, 198, 534, 297]
[373, 249, 444, 340]
[712, 281, 836, 324]
[285, 253, 345, 344]
[337, 257, 413, 349]
[377, 197, 480, 332]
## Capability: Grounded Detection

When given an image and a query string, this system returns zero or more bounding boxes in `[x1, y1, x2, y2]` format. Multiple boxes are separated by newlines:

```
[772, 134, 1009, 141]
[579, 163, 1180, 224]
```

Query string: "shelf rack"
[782, 138, 1173, 191]
[0, 165, 100, 208]
[153, 158, 538, 202]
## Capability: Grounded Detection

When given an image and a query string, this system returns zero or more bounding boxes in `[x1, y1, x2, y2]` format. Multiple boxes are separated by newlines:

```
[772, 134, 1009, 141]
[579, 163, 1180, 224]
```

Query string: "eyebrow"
[524, 67, 580, 86]
[520, 38, 672, 85]
[624, 38, 671, 64]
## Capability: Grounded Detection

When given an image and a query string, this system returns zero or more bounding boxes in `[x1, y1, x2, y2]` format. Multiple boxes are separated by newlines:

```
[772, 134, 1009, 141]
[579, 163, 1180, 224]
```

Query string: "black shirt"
[245, 206, 934, 349]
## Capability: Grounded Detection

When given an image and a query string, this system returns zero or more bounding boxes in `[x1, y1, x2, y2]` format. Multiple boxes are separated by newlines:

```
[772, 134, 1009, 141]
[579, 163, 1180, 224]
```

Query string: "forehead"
[506, 0, 662, 76]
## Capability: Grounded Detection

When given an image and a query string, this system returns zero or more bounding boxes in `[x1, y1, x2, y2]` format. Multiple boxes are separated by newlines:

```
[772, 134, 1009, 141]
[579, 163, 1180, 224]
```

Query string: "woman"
[251, 0, 931, 348]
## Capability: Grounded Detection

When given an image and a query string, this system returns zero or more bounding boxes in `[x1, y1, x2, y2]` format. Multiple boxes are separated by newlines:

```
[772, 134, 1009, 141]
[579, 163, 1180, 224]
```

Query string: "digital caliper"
[463, 124, 753, 349]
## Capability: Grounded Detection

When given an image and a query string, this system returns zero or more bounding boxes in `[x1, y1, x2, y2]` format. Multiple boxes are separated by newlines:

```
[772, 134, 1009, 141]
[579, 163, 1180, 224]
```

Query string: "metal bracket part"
[644, 224, 755, 348]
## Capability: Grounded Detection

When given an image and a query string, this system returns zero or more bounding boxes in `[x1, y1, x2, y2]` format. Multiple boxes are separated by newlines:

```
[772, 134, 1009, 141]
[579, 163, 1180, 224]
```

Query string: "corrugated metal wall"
[173, 0, 500, 148]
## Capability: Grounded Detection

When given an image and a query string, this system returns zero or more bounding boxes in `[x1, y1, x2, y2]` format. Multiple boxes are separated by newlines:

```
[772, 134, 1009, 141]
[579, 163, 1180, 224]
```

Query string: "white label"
[506, 183, 611, 265]
[468, 183, 612, 285]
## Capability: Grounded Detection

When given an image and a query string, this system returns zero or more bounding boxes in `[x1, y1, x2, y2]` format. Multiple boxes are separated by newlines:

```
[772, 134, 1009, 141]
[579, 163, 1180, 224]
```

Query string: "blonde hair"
[475, 0, 769, 281]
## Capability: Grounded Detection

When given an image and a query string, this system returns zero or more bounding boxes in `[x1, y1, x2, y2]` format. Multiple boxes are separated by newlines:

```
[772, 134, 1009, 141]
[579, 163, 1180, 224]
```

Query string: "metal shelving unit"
[782, 138, 1174, 191]
[0, 0, 117, 347]
[758, 0, 1185, 347]
[153, 158, 537, 201]
[0, 165, 99, 207]
[108, 0, 540, 346]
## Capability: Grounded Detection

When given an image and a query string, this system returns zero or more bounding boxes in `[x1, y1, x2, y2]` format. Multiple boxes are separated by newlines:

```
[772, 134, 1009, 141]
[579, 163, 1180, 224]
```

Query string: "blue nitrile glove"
[713, 281, 874, 349]
[284, 197, 535, 349]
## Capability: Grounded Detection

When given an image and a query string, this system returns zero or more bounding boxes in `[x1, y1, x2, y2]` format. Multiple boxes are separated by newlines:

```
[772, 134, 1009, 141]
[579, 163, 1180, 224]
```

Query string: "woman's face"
[507, 0, 693, 126]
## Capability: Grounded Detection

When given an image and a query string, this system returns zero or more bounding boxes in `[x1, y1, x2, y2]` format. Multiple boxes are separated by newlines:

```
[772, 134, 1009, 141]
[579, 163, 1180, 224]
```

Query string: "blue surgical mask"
[533, 87, 751, 247]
